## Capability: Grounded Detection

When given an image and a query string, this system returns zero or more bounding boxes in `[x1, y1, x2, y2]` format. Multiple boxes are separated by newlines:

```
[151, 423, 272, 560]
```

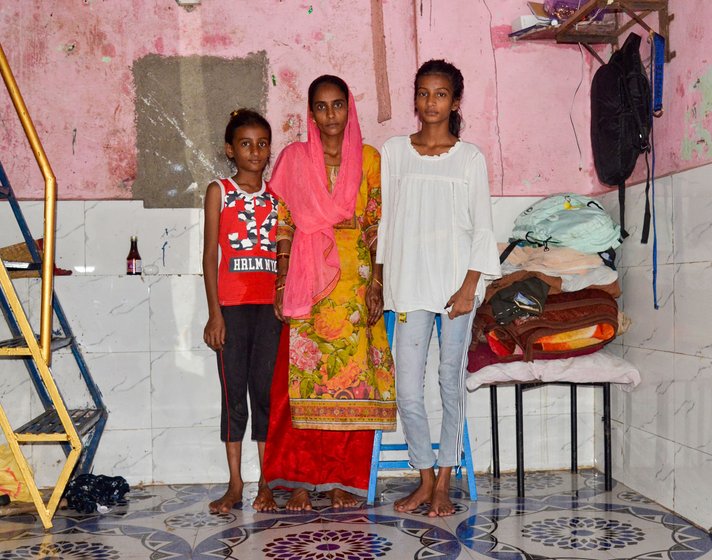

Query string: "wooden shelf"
[512, 0, 674, 64]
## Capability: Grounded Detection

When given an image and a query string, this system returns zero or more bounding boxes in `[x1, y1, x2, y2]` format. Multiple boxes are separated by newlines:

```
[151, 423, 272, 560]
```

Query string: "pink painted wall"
[0, 0, 708, 200]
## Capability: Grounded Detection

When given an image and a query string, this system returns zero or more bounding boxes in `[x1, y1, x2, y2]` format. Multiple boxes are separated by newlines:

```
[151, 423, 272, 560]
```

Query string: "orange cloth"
[487, 323, 615, 356]
[534, 323, 616, 352]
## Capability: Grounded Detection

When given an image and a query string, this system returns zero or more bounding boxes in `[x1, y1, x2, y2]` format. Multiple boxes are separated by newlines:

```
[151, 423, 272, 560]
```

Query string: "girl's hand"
[274, 289, 289, 324]
[204, 315, 226, 351]
[366, 279, 384, 326]
[445, 288, 475, 320]
[446, 270, 481, 319]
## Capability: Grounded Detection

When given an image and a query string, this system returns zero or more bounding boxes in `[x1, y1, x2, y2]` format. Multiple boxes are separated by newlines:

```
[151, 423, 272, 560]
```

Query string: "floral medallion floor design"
[0, 471, 710, 560]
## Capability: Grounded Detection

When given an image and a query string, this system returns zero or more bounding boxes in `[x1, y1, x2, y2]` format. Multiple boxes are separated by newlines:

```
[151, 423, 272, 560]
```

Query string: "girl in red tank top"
[202, 110, 282, 514]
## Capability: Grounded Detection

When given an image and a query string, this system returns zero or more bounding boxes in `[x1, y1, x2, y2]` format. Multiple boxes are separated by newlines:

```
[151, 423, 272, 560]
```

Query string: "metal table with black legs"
[489, 381, 613, 497]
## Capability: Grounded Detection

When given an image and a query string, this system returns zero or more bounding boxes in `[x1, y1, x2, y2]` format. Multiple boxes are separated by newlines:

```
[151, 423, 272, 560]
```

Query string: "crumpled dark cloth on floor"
[63, 474, 130, 514]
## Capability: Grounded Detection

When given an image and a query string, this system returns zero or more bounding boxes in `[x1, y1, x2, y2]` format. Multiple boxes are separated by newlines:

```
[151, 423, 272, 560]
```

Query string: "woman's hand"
[204, 314, 226, 351]
[366, 279, 384, 326]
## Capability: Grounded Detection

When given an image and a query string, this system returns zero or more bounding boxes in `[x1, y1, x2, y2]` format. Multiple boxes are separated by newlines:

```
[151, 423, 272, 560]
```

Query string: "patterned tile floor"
[0, 470, 710, 559]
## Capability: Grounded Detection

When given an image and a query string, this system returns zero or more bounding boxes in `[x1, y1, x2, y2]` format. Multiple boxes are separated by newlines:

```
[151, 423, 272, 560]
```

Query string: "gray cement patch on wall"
[133, 52, 268, 208]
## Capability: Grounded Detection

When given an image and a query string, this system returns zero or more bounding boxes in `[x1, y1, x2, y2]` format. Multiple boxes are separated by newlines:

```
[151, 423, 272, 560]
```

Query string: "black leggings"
[217, 304, 282, 442]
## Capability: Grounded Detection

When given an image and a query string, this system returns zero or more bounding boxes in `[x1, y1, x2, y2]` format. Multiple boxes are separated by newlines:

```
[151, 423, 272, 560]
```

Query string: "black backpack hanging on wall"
[590, 32, 651, 238]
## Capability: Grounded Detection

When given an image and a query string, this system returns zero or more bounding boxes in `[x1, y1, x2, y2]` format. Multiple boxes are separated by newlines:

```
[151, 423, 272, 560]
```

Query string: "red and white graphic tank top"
[217, 178, 278, 305]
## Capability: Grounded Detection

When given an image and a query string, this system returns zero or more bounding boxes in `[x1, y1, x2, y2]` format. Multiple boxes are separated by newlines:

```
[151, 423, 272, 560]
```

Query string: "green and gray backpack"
[508, 193, 622, 256]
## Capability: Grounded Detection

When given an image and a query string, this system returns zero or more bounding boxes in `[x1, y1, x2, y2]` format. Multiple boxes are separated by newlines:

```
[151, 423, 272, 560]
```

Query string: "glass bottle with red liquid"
[126, 236, 142, 275]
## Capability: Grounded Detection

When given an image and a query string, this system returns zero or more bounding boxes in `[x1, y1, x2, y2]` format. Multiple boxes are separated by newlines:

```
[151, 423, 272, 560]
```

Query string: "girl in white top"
[376, 59, 501, 517]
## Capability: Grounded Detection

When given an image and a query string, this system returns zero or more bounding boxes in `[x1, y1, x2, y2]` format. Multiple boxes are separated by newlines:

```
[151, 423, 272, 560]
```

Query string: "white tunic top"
[376, 136, 501, 313]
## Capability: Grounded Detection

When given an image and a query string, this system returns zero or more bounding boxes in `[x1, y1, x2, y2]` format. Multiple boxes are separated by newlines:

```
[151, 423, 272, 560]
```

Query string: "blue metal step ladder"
[0, 162, 108, 478]
[366, 311, 477, 505]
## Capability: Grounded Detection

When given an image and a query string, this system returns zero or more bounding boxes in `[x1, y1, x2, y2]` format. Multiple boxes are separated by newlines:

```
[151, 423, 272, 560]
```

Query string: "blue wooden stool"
[366, 312, 477, 505]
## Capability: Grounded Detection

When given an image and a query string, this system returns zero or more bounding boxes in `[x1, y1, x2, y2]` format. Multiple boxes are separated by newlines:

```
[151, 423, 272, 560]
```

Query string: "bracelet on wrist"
[372, 278, 383, 287]
[277, 252, 290, 259]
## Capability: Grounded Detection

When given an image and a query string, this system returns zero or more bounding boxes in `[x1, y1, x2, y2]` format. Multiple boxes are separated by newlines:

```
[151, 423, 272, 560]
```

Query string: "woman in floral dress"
[257, 75, 396, 512]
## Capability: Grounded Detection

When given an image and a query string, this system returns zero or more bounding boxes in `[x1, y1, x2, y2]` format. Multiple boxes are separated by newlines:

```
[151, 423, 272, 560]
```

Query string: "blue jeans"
[394, 310, 474, 469]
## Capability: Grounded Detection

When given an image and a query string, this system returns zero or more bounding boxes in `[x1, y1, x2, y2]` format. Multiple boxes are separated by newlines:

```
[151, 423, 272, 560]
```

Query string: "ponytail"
[448, 109, 463, 138]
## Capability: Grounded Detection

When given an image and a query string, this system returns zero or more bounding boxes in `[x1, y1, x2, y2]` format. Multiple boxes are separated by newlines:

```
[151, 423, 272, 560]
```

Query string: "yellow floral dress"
[277, 145, 397, 431]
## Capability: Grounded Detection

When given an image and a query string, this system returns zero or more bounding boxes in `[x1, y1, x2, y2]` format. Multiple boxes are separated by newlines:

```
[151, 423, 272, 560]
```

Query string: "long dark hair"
[414, 59, 464, 137]
[308, 74, 349, 110]
[224, 109, 272, 144]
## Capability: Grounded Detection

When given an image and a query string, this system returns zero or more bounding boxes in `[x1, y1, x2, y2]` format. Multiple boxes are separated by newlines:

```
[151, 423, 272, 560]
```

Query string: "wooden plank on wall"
[370, 0, 392, 123]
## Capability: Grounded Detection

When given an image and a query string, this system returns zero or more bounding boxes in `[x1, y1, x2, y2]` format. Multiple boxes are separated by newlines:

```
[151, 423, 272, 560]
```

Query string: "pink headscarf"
[270, 87, 363, 318]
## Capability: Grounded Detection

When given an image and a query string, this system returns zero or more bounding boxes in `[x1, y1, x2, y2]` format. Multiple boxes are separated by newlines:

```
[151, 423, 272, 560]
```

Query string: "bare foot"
[327, 488, 360, 509]
[427, 486, 455, 517]
[252, 484, 277, 512]
[393, 481, 433, 513]
[209, 482, 244, 513]
[285, 488, 312, 511]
